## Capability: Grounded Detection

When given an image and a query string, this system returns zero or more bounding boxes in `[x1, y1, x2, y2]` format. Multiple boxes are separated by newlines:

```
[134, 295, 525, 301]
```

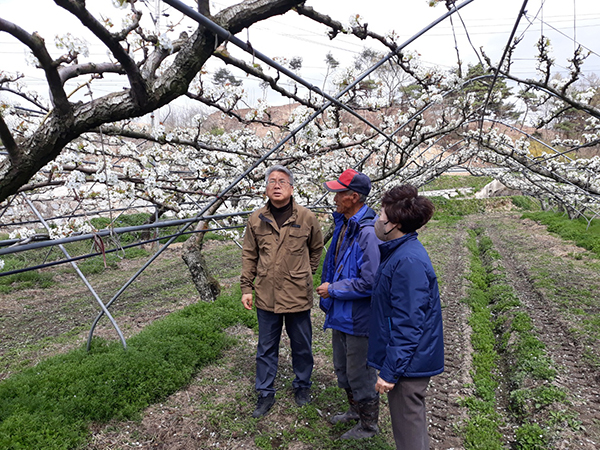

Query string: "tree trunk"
[182, 199, 225, 302]
[182, 238, 221, 302]
[323, 220, 335, 246]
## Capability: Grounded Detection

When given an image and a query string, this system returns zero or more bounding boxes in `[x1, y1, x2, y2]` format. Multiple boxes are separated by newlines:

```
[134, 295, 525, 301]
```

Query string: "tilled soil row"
[425, 222, 473, 450]
[476, 213, 600, 449]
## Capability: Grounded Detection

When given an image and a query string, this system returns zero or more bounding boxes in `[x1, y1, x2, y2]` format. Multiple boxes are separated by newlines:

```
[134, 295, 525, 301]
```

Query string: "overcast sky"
[229, 0, 600, 103]
[1, 0, 599, 107]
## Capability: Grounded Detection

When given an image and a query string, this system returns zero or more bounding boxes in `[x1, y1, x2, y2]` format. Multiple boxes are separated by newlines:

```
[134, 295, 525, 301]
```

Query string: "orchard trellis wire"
[1, 0, 599, 349]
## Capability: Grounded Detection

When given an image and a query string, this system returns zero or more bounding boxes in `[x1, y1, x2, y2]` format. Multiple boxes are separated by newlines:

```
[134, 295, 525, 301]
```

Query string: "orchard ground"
[1, 207, 600, 449]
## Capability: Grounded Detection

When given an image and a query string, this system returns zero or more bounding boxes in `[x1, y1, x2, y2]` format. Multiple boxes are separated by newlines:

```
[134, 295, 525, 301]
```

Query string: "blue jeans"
[332, 329, 378, 403]
[255, 308, 313, 396]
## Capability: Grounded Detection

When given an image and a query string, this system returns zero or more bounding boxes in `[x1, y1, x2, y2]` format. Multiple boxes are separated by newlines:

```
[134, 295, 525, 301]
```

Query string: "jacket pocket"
[287, 227, 310, 254]
[285, 269, 312, 300]
[319, 296, 332, 313]
[254, 228, 274, 250]
[254, 229, 273, 276]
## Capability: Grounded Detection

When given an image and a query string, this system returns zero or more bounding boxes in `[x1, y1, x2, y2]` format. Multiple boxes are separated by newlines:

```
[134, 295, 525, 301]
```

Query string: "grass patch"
[0, 287, 256, 450]
[432, 198, 488, 223]
[460, 228, 504, 449]
[0, 212, 192, 287]
[204, 242, 242, 280]
[431, 196, 535, 224]
[0, 241, 147, 294]
[522, 211, 600, 257]
[515, 423, 548, 450]
[204, 230, 237, 242]
[511, 196, 539, 211]
[421, 174, 493, 192]
[90, 213, 154, 245]
[0, 266, 55, 293]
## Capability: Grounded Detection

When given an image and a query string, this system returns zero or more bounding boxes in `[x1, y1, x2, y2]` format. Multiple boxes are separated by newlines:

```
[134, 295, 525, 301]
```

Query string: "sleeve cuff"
[379, 368, 400, 383]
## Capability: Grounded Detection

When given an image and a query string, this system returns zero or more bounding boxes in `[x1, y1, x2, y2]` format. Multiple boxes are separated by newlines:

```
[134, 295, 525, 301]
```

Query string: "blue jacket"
[320, 205, 381, 336]
[367, 232, 444, 382]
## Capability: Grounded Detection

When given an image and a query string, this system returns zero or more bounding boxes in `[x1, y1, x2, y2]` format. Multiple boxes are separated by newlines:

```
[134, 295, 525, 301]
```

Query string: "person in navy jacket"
[316, 169, 382, 440]
[367, 184, 444, 450]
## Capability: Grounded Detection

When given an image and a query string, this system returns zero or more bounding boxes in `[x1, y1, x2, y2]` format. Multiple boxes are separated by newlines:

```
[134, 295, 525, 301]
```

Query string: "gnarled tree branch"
[54, 0, 147, 104]
[0, 0, 305, 203]
[0, 18, 70, 116]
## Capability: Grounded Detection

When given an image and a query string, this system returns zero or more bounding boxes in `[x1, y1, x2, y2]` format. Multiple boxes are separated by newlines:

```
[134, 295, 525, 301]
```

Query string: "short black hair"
[381, 184, 434, 233]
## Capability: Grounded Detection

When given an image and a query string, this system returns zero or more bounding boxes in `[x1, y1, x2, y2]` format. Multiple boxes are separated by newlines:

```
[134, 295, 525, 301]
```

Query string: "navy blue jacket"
[367, 232, 444, 382]
[320, 205, 381, 336]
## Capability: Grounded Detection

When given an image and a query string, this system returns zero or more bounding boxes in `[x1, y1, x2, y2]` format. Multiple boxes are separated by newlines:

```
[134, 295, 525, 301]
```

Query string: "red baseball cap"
[323, 169, 371, 196]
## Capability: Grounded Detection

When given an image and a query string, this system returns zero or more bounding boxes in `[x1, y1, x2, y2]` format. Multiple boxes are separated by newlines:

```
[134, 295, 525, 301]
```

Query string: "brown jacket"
[241, 198, 324, 313]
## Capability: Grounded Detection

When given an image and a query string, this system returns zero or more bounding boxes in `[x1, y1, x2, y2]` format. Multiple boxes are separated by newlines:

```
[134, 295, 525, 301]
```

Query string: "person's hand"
[316, 282, 330, 298]
[375, 376, 395, 395]
[241, 293, 254, 310]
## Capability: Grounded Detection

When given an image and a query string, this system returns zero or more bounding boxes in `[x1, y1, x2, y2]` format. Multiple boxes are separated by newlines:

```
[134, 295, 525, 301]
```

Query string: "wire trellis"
[1, 0, 598, 350]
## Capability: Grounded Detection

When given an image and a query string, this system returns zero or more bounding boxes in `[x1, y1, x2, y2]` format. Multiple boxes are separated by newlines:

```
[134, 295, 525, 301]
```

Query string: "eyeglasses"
[267, 179, 291, 187]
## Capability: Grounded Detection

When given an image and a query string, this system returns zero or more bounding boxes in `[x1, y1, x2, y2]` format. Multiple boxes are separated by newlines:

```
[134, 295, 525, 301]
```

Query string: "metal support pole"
[22, 194, 127, 350]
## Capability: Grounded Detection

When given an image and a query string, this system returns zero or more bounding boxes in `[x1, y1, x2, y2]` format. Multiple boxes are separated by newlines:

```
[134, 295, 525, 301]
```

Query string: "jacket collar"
[378, 231, 418, 259]
[259, 197, 297, 225]
[333, 204, 374, 228]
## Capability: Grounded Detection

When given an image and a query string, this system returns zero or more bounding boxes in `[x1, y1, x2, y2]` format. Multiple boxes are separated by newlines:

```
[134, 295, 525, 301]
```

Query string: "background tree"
[212, 68, 243, 88]
[460, 63, 521, 121]
[322, 51, 339, 92]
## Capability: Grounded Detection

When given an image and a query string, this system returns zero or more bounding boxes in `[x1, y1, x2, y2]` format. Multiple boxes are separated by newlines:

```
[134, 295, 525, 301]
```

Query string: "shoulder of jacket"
[292, 201, 309, 213]
[248, 205, 269, 222]
[391, 253, 430, 273]
[356, 225, 380, 251]
[253, 203, 268, 214]
[357, 206, 377, 226]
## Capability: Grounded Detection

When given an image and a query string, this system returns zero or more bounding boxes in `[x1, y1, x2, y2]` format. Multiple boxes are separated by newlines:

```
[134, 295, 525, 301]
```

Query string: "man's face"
[266, 171, 293, 207]
[333, 190, 357, 218]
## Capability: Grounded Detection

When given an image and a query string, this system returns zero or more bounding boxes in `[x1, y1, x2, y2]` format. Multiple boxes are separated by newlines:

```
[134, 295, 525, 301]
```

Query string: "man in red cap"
[317, 168, 381, 440]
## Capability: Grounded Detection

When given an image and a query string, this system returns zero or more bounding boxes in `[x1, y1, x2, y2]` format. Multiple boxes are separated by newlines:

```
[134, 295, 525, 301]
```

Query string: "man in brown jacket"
[241, 165, 324, 418]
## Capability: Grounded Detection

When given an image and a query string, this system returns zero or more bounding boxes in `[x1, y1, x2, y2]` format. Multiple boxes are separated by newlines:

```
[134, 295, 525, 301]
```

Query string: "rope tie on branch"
[87, 84, 123, 256]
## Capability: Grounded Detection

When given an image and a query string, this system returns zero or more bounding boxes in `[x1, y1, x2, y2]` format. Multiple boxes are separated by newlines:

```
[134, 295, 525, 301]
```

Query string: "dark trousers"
[255, 308, 313, 396]
[332, 329, 378, 403]
[388, 376, 431, 450]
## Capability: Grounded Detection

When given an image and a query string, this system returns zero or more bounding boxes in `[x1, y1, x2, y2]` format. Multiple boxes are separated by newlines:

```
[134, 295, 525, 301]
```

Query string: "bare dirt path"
[423, 221, 473, 450]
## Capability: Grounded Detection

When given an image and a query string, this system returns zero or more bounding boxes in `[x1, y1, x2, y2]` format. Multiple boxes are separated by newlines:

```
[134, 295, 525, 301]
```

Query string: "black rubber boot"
[339, 397, 379, 440]
[329, 388, 360, 425]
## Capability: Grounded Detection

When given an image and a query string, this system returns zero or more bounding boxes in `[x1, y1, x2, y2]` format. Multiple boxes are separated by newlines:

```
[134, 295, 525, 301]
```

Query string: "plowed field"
[2, 212, 599, 449]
